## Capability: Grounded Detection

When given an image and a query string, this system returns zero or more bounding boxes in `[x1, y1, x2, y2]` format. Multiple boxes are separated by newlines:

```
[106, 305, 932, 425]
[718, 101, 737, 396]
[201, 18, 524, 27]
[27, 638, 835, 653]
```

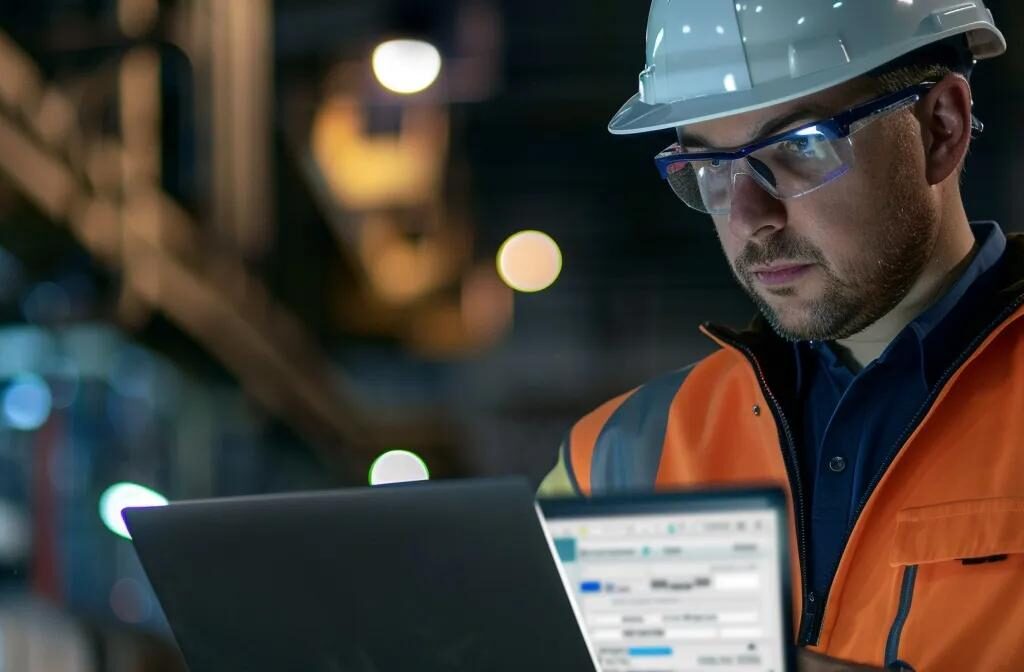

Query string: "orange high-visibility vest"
[550, 236, 1024, 671]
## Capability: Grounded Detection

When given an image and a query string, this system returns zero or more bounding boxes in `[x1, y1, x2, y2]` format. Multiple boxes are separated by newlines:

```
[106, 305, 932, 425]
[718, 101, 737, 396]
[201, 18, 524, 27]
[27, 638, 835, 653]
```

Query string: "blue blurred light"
[48, 357, 81, 410]
[21, 282, 71, 325]
[2, 373, 53, 430]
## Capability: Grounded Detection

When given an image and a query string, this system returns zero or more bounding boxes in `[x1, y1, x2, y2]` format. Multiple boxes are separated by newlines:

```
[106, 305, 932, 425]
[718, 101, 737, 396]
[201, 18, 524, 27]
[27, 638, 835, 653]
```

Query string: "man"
[539, 1, 1021, 670]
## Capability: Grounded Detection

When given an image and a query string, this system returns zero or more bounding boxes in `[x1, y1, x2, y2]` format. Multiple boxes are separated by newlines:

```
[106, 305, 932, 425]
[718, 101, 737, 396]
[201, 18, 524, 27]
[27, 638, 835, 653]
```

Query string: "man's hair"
[872, 63, 956, 94]
[867, 35, 975, 94]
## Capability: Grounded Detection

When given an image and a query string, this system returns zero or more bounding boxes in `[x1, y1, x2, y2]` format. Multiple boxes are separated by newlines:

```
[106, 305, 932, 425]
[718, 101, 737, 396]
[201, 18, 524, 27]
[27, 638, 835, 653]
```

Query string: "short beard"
[729, 152, 937, 342]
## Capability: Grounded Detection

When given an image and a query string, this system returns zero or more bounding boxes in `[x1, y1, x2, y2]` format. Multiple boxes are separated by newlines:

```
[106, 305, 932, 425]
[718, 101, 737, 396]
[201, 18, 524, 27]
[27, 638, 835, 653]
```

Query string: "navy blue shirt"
[794, 222, 1007, 599]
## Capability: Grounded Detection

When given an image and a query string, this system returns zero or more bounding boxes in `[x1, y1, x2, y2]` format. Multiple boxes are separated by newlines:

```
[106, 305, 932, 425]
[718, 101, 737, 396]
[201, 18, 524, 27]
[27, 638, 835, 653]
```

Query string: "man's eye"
[778, 138, 815, 155]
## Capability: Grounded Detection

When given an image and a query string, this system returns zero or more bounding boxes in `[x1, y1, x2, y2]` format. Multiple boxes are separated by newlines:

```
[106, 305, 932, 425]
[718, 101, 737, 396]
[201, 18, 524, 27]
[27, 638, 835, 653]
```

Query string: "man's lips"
[749, 263, 814, 286]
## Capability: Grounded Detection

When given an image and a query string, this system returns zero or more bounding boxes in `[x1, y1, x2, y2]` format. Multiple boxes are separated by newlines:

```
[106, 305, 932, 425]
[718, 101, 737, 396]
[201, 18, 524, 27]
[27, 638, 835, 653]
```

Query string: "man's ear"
[918, 74, 973, 186]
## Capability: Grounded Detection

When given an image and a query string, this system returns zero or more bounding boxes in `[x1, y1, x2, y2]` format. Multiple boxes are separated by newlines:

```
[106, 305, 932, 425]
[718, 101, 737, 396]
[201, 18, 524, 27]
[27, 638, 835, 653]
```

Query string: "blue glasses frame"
[654, 82, 983, 179]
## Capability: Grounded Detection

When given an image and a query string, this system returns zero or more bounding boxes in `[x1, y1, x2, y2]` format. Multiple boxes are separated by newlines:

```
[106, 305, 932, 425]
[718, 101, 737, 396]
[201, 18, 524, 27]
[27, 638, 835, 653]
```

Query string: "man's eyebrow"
[677, 104, 835, 151]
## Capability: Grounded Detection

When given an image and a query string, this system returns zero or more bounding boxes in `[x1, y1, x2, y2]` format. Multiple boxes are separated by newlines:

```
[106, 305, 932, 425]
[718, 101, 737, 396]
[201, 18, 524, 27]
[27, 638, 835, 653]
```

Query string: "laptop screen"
[545, 506, 786, 672]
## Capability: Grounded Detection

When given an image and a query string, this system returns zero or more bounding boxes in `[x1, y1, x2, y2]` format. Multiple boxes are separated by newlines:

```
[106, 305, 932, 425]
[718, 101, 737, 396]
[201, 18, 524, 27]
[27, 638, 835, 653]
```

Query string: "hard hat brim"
[608, 71, 868, 136]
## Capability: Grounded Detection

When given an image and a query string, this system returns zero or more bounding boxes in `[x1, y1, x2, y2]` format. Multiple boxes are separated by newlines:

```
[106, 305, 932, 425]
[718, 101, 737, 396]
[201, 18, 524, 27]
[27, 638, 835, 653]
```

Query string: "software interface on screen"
[546, 508, 785, 672]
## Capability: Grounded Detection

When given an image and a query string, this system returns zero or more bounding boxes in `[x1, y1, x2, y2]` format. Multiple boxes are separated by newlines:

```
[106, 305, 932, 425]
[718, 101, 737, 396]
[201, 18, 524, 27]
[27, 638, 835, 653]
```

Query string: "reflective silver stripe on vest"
[590, 364, 695, 495]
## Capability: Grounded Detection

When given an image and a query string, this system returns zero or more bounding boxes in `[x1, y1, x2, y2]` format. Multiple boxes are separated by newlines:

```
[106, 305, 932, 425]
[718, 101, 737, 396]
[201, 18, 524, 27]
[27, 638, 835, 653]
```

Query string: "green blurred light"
[99, 482, 168, 540]
[369, 449, 430, 486]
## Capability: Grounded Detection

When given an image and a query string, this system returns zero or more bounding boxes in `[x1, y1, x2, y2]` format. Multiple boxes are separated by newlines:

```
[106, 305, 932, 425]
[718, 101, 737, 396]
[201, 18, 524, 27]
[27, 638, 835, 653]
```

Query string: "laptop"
[541, 488, 795, 672]
[125, 478, 793, 672]
[123, 478, 599, 672]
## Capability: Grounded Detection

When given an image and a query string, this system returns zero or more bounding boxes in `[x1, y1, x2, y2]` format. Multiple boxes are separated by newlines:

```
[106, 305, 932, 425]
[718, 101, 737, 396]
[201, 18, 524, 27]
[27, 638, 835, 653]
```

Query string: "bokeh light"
[371, 39, 442, 94]
[0, 500, 29, 565]
[369, 449, 430, 485]
[48, 357, 81, 410]
[99, 482, 169, 540]
[109, 577, 153, 623]
[2, 373, 53, 430]
[21, 281, 71, 325]
[496, 230, 563, 293]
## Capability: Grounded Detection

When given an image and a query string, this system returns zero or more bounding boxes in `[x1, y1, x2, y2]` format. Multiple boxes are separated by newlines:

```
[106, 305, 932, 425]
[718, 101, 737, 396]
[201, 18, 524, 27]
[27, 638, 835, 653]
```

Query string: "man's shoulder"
[573, 346, 749, 450]
[550, 348, 754, 495]
[574, 347, 745, 432]
[539, 335, 767, 497]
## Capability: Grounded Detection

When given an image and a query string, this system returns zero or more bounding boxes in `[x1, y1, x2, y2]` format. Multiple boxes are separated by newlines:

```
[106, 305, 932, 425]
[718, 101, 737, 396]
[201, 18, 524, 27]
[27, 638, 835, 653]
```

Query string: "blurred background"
[0, 0, 1020, 669]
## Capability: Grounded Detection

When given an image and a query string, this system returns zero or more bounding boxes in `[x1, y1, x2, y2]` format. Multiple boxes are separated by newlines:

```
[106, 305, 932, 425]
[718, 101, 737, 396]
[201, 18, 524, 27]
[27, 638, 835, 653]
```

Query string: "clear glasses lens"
[662, 129, 856, 214]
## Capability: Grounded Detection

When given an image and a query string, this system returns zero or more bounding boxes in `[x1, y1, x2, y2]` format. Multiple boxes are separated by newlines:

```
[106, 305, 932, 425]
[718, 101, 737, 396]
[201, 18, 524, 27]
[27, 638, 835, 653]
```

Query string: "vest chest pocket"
[884, 498, 1024, 672]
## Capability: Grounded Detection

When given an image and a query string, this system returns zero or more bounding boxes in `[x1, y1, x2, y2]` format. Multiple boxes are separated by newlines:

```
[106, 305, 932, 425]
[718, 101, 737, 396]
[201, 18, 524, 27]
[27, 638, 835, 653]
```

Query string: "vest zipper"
[800, 590, 819, 645]
[796, 292, 1024, 645]
[701, 325, 813, 644]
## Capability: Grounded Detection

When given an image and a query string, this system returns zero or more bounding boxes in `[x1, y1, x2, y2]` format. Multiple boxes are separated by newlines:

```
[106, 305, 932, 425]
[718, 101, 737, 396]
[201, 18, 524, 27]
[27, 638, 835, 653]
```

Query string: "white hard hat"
[609, 0, 1006, 135]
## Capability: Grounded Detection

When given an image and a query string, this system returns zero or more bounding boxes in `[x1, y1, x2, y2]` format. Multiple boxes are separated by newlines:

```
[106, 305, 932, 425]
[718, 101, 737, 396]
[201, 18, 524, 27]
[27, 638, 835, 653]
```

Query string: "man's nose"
[727, 171, 786, 241]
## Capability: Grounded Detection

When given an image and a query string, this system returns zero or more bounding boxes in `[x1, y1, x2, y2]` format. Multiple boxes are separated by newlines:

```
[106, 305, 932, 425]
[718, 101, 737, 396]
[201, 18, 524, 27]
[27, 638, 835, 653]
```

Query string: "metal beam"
[0, 32, 382, 468]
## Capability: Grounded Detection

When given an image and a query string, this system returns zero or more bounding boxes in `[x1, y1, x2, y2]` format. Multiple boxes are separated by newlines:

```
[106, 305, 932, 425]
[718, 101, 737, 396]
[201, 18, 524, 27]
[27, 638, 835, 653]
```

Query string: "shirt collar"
[907, 221, 1006, 346]
[903, 221, 1007, 387]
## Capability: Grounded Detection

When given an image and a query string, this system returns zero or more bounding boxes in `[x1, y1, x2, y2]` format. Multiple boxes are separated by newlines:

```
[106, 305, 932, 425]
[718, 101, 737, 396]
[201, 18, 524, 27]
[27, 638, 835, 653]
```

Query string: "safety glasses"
[654, 82, 983, 215]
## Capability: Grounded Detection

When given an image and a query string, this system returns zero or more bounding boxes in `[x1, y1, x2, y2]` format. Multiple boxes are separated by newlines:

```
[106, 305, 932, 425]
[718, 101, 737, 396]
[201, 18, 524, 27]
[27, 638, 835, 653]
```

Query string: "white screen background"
[545, 508, 785, 672]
